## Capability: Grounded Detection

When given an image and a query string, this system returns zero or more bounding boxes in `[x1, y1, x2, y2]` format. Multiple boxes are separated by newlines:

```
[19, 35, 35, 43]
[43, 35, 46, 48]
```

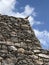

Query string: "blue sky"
[0, 0, 49, 50]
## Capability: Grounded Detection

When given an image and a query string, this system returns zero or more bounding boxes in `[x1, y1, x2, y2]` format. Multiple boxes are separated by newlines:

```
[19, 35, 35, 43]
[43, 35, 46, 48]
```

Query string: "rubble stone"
[0, 14, 49, 65]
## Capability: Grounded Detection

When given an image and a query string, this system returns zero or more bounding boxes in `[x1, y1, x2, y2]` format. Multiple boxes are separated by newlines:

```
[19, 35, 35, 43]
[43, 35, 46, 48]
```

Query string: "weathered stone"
[38, 54, 49, 58]
[44, 59, 49, 62]
[29, 55, 38, 59]
[35, 60, 43, 65]
[8, 46, 17, 51]
[33, 50, 41, 53]
[14, 43, 20, 47]
[17, 48, 25, 53]
[0, 57, 3, 61]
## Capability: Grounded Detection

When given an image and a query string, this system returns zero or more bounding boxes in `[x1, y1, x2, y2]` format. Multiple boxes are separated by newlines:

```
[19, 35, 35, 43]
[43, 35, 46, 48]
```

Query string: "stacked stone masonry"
[0, 14, 49, 65]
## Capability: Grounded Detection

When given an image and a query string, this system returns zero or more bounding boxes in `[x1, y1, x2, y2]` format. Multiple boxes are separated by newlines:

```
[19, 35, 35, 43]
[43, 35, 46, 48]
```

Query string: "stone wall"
[0, 14, 49, 65]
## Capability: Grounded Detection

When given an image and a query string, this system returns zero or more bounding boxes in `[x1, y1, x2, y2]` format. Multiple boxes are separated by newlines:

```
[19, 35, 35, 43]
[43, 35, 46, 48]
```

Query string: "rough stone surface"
[0, 14, 49, 65]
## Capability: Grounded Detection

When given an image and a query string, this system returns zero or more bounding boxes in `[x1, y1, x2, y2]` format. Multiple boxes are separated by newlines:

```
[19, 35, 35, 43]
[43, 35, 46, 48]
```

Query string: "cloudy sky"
[0, 0, 49, 50]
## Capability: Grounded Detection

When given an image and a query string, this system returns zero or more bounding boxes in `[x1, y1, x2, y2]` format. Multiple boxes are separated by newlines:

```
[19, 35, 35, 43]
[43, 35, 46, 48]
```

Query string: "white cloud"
[23, 5, 36, 16]
[34, 29, 49, 50]
[28, 16, 35, 26]
[0, 0, 16, 15]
